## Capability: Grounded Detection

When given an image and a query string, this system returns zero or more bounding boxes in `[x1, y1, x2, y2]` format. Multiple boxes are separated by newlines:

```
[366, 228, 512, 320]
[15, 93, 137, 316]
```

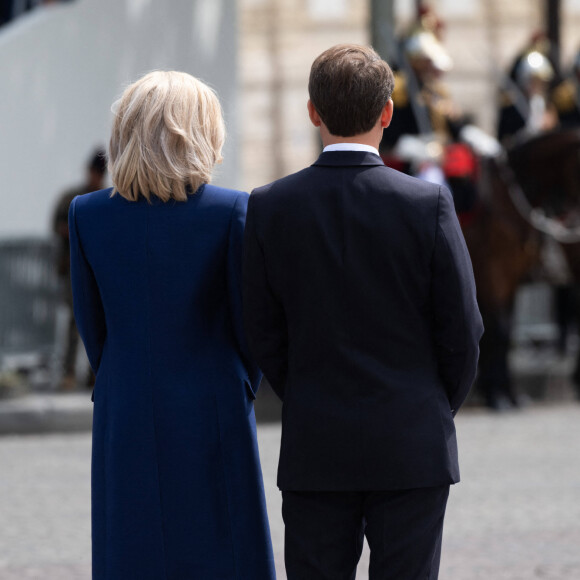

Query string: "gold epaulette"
[431, 81, 451, 99]
[552, 79, 577, 113]
[392, 72, 409, 107]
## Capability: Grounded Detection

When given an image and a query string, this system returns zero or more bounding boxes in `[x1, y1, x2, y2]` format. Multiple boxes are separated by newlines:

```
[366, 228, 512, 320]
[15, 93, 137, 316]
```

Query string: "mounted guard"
[379, 13, 493, 227]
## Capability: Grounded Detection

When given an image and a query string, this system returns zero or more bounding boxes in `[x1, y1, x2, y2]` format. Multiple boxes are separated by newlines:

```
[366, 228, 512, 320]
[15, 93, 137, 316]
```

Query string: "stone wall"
[240, 0, 368, 190]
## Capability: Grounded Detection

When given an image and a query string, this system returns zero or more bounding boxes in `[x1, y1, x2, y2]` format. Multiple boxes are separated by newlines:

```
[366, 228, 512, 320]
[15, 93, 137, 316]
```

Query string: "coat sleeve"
[431, 186, 484, 415]
[242, 192, 288, 400]
[227, 193, 262, 396]
[68, 196, 107, 375]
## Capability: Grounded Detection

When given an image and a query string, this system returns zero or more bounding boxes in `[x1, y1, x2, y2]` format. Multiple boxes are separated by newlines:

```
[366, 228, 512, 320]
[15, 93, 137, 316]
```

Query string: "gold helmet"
[404, 29, 453, 73]
[515, 51, 555, 87]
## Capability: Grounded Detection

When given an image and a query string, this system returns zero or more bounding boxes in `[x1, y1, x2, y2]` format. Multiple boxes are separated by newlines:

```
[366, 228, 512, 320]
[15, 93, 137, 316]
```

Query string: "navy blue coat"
[243, 151, 484, 492]
[69, 185, 275, 579]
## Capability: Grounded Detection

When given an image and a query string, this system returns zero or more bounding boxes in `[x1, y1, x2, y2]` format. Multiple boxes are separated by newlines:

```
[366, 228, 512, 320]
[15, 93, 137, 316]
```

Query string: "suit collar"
[312, 150, 385, 167]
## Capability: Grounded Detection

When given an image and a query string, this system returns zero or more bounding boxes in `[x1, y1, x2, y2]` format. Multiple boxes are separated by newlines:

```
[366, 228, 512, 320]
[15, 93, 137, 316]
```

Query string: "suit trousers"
[282, 486, 450, 580]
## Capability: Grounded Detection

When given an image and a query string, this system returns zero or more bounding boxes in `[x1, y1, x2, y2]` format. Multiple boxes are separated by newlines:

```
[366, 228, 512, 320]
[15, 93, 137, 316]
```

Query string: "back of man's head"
[88, 148, 108, 176]
[308, 44, 395, 138]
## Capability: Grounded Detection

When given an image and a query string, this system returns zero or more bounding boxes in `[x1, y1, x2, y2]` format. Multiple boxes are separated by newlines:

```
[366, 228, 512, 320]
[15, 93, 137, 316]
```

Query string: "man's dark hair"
[308, 44, 395, 137]
[88, 148, 107, 175]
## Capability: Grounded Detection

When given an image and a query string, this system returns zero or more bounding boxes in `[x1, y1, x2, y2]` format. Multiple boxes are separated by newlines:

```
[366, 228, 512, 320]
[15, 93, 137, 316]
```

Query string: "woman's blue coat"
[69, 185, 275, 579]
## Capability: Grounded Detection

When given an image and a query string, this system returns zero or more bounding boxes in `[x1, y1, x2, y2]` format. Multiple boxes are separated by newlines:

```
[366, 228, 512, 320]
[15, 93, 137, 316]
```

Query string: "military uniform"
[52, 185, 93, 386]
[381, 70, 457, 150]
[497, 48, 558, 144]
[497, 90, 527, 144]
[552, 77, 580, 127]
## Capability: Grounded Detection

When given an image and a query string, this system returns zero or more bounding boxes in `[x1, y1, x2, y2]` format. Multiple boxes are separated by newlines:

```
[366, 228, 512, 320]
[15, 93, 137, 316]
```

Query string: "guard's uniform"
[380, 71, 457, 150]
[552, 77, 580, 128]
[497, 90, 527, 143]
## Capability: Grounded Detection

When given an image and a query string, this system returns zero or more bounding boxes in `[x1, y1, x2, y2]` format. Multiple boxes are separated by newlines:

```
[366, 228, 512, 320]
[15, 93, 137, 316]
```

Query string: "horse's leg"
[568, 284, 580, 399]
[560, 246, 580, 398]
[477, 306, 519, 410]
[496, 305, 519, 407]
[554, 284, 575, 354]
[477, 309, 503, 409]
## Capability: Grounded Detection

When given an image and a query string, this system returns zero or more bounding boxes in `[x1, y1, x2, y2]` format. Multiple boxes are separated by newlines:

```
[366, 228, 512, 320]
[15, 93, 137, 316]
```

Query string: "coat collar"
[311, 150, 385, 167]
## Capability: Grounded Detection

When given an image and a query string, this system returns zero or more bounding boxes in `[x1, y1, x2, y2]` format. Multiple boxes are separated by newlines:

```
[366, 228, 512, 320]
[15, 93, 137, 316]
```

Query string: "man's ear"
[381, 99, 394, 129]
[307, 100, 322, 127]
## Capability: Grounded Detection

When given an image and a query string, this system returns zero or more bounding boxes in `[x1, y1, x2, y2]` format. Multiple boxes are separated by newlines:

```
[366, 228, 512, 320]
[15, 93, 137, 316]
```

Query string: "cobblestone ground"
[1, 404, 579, 579]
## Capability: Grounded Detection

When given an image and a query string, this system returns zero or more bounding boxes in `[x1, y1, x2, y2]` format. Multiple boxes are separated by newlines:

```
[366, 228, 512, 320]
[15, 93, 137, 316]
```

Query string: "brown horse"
[468, 129, 580, 407]
[511, 129, 580, 392]
[461, 154, 540, 408]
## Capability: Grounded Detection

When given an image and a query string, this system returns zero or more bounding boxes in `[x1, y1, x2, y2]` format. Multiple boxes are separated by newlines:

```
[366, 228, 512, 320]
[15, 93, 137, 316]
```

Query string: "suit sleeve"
[431, 186, 484, 414]
[227, 193, 262, 396]
[68, 196, 107, 374]
[242, 193, 288, 400]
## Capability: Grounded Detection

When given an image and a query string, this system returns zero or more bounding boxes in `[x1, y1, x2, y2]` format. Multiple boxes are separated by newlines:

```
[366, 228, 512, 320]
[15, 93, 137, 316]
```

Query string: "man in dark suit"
[243, 44, 483, 580]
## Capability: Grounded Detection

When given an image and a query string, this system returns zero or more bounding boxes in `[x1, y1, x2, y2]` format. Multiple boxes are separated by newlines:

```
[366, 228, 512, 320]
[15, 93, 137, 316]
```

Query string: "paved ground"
[1, 404, 579, 579]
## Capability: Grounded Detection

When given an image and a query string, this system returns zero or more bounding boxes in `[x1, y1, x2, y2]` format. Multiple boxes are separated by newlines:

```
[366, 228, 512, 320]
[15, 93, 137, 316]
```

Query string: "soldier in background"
[52, 148, 107, 390]
[501, 43, 580, 358]
[552, 49, 580, 128]
[379, 12, 481, 219]
[497, 45, 558, 145]
[549, 51, 580, 356]
[380, 20, 459, 153]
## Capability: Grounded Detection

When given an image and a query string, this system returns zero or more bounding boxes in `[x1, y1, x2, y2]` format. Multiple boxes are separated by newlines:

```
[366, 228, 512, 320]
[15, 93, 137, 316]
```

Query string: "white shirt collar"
[323, 143, 381, 157]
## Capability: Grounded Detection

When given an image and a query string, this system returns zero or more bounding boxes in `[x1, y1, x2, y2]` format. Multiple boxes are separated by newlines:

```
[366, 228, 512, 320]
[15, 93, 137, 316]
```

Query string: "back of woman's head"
[109, 71, 225, 202]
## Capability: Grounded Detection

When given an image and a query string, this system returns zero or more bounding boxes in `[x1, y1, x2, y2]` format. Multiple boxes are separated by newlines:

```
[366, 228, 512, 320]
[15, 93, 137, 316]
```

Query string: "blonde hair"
[108, 71, 225, 202]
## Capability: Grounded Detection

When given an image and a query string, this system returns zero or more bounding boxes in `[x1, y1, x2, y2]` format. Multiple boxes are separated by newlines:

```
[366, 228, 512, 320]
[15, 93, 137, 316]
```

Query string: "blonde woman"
[69, 71, 275, 579]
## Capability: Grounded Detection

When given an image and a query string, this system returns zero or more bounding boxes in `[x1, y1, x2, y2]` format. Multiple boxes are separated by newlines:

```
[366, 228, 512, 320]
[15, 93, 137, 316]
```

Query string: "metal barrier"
[512, 282, 558, 345]
[0, 238, 64, 388]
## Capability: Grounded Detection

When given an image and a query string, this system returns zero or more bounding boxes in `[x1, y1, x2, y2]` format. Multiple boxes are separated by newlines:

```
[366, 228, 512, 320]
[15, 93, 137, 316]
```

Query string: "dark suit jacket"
[243, 150, 483, 491]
